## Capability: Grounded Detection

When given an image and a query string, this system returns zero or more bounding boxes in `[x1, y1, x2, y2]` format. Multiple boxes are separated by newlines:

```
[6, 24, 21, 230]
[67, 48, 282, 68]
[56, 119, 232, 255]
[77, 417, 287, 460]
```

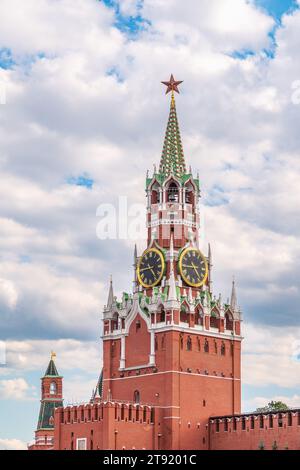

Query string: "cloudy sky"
[0, 0, 300, 449]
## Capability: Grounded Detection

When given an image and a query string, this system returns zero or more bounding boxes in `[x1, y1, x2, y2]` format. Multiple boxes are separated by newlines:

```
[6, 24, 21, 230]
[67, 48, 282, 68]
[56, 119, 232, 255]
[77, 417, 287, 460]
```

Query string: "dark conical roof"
[44, 356, 59, 377]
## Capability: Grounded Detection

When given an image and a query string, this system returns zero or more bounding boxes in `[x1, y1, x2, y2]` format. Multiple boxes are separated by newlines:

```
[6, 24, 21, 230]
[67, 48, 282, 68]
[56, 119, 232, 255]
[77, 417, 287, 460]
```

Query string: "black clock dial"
[137, 248, 165, 288]
[179, 248, 208, 287]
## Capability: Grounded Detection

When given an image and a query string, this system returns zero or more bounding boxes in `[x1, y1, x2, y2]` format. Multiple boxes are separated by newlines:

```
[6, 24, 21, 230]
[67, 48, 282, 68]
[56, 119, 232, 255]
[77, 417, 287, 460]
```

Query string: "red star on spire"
[161, 74, 183, 94]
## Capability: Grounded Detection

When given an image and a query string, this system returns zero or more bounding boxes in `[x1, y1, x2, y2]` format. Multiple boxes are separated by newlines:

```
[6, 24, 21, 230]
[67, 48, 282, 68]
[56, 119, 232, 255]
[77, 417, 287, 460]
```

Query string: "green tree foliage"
[256, 400, 289, 413]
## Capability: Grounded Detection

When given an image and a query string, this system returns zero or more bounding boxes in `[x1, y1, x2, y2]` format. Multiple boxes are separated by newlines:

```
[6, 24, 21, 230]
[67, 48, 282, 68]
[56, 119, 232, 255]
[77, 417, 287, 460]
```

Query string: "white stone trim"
[104, 370, 241, 381]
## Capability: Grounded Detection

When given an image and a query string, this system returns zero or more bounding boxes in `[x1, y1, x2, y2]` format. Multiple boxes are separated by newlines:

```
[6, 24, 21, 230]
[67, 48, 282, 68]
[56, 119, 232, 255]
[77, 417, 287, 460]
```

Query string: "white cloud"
[6, 339, 101, 374]
[0, 377, 32, 400]
[0, 438, 27, 450]
[242, 323, 300, 389]
[0, 278, 18, 310]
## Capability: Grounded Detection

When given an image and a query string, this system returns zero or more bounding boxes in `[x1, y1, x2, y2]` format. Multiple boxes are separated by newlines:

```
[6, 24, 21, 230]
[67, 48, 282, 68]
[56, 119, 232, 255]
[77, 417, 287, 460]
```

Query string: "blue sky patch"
[254, 0, 299, 22]
[0, 48, 15, 70]
[67, 174, 94, 189]
[102, 0, 150, 35]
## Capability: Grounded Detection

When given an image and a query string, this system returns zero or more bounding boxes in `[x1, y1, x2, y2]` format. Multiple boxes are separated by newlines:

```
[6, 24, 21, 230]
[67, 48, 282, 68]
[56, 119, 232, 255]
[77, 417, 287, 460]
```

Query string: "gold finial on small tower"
[51, 351, 56, 361]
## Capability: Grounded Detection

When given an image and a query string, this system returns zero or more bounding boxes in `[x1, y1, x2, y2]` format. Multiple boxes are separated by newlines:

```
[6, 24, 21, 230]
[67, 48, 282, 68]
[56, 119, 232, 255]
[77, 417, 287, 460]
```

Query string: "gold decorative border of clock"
[137, 247, 165, 288]
[178, 246, 208, 288]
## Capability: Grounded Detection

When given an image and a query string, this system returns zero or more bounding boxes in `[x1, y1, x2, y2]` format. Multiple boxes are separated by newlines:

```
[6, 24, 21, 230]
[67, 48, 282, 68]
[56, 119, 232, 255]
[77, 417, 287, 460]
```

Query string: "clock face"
[179, 247, 208, 287]
[137, 248, 165, 288]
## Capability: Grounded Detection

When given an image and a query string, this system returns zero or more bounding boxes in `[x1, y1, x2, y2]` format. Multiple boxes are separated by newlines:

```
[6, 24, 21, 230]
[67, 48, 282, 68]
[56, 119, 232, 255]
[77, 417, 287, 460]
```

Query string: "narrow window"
[269, 414, 273, 428]
[260, 415, 264, 429]
[187, 336, 192, 351]
[134, 390, 140, 404]
[242, 417, 246, 430]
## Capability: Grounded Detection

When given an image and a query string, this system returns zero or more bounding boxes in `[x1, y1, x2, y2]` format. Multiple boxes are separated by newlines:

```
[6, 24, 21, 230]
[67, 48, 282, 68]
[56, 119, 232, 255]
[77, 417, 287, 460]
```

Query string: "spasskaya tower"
[101, 75, 242, 450]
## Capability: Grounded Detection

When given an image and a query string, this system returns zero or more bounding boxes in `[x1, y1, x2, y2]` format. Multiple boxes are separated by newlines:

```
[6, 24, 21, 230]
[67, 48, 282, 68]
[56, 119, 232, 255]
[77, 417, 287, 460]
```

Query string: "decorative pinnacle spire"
[230, 277, 237, 311]
[107, 275, 114, 308]
[159, 75, 186, 178]
[51, 351, 56, 360]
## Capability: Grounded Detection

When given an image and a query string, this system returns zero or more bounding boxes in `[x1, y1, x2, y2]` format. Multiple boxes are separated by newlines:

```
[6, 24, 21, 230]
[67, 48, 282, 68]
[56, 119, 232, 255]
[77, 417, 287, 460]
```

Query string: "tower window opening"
[121, 404, 125, 420]
[233, 418, 237, 431]
[167, 182, 179, 202]
[278, 413, 283, 428]
[224, 419, 228, 432]
[221, 342, 226, 356]
[216, 420, 220, 432]
[50, 382, 57, 395]
[187, 336, 192, 351]
[250, 416, 255, 429]
[204, 339, 209, 353]
[136, 320, 141, 332]
[288, 412, 292, 426]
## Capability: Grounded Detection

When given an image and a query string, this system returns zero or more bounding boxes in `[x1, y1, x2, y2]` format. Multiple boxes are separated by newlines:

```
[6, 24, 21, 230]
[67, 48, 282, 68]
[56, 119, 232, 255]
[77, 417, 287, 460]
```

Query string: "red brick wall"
[210, 411, 300, 450]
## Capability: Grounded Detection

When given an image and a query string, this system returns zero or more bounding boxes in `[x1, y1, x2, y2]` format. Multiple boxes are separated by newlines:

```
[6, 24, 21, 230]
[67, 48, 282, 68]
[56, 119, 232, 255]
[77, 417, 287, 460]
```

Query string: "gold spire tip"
[51, 351, 56, 360]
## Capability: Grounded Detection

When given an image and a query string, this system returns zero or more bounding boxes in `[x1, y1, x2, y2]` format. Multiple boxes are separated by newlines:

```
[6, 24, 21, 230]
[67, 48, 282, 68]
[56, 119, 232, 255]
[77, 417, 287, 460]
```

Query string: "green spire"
[159, 92, 187, 179]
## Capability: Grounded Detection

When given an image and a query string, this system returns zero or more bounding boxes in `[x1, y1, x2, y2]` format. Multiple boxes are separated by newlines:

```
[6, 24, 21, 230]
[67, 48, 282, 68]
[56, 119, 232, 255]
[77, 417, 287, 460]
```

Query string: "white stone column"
[149, 330, 156, 366]
[120, 334, 126, 369]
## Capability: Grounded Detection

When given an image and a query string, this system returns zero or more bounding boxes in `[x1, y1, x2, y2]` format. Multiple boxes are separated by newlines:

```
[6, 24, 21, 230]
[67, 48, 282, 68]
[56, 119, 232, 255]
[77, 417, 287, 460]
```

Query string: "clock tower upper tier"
[145, 84, 200, 250]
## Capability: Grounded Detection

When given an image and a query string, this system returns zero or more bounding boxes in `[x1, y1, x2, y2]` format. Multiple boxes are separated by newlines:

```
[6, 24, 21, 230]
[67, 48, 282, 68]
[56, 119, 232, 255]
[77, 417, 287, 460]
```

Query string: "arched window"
[50, 382, 57, 395]
[221, 342, 226, 356]
[195, 308, 203, 326]
[288, 412, 292, 426]
[112, 313, 119, 331]
[233, 417, 237, 431]
[204, 339, 209, 353]
[180, 307, 188, 323]
[158, 308, 165, 323]
[250, 416, 255, 429]
[214, 340, 218, 354]
[197, 337, 200, 352]
[187, 336, 192, 351]
[210, 312, 219, 329]
[225, 312, 234, 331]
[180, 335, 184, 350]
[134, 390, 140, 404]
[121, 404, 125, 420]
[278, 413, 283, 428]
[167, 182, 179, 203]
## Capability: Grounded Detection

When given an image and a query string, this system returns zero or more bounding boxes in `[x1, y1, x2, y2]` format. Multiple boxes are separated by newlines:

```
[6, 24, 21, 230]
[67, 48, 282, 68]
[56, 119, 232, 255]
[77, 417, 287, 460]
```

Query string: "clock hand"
[140, 265, 155, 272]
[191, 262, 200, 278]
